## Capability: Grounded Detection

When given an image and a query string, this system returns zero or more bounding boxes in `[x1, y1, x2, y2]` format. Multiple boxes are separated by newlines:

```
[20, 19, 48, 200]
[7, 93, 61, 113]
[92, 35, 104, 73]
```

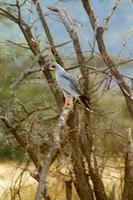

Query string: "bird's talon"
[64, 99, 70, 108]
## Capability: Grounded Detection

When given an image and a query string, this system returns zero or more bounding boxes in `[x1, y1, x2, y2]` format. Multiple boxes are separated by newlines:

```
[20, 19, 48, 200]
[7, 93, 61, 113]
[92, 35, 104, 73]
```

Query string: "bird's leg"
[64, 98, 70, 108]
[64, 96, 73, 108]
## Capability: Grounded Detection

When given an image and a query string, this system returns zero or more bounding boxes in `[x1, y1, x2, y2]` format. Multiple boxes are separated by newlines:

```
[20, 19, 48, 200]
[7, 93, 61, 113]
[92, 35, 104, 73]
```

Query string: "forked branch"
[81, 0, 133, 119]
[35, 101, 74, 200]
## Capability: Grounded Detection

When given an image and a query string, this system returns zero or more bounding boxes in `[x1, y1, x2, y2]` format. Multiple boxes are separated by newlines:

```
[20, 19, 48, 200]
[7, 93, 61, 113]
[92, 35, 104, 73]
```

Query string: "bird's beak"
[48, 66, 55, 71]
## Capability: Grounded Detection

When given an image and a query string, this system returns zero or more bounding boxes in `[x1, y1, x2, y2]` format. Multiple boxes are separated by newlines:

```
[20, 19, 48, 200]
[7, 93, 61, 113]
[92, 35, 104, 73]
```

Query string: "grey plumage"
[50, 63, 91, 111]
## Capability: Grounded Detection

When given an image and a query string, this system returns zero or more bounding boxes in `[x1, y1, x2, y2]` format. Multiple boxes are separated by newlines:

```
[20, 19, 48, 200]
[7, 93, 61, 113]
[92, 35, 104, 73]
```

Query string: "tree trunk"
[80, 111, 107, 200]
[65, 181, 72, 200]
[67, 108, 94, 200]
[122, 128, 133, 200]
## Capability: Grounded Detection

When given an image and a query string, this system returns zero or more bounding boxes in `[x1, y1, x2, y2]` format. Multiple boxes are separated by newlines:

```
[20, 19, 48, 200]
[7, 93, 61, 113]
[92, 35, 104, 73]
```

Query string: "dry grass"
[0, 160, 124, 200]
[0, 162, 79, 200]
[0, 162, 37, 200]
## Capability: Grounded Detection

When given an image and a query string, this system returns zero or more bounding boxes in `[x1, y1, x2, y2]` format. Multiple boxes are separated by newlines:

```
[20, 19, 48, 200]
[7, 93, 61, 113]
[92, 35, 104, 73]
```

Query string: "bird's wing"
[60, 73, 82, 96]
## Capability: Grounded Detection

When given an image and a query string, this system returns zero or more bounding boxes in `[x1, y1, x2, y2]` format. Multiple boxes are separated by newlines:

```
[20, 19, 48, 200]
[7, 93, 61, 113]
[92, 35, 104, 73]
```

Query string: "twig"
[48, 7, 86, 76]
[81, 0, 133, 119]
[103, 0, 121, 28]
[118, 58, 133, 65]
[35, 102, 74, 200]
[11, 66, 42, 90]
[32, 0, 64, 67]
[52, 40, 72, 48]
[0, 116, 41, 170]
[49, 6, 90, 94]
[6, 40, 29, 49]
[0, 6, 63, 108]
[16, 0, 21, 23]
[80, 0, 97, 31]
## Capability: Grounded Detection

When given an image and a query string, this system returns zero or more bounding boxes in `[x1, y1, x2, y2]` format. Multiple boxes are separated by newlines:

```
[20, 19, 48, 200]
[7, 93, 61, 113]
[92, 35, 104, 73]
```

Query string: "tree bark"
[122, 128, 133, 200]
[65, 181, 72, 200]
[79, 111, 107, 200]
[32, 0, 64, 67]
[67, 108, 94, 200]
[0, 8, 63, 109]
[81, 0, 133, 120]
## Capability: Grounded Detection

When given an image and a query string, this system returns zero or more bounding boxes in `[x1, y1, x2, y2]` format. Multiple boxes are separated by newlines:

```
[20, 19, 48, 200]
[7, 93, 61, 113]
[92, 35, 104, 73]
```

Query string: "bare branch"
[11, 66, 42, 90]
[103, 0, 121, 28]
[49, 7, 90, 94]
[16, 0, 21, 22]
[0, 6, 63, 108]
[48, 7, 86, 74]
[81, 0, 97, 31]
[35, 101, 74, 200]
[0, 116, 41, 170]
[81, 0, 133, 119]
[11, 39, 71, 90]
[118, 58, 133, 66]
[6, 40, 29, 49]
[96, 27, 133, 97]
[32, 0, 64, 67]
[0, 7, 40, 54]
[52, 39, 72, 48]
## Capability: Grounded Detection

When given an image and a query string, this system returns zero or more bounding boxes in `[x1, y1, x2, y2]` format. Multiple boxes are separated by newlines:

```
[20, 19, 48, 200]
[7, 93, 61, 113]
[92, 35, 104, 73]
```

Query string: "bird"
[48, 63, 92, 111]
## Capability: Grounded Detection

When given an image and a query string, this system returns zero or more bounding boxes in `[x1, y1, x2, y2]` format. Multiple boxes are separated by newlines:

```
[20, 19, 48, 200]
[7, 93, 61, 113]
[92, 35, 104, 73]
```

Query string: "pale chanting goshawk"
[48, 63, 92, 111]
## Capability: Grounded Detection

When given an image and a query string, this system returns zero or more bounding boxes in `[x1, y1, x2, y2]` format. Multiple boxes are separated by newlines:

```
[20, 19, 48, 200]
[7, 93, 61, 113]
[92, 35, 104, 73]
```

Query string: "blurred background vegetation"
[0, 41, 132, 161]
[0, 1, 133, 199]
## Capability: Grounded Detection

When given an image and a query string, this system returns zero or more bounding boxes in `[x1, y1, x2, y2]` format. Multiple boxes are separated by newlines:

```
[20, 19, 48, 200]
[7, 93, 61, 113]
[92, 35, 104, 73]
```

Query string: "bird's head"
[48, 63, 62, 71]
[48, 64, 56, 71]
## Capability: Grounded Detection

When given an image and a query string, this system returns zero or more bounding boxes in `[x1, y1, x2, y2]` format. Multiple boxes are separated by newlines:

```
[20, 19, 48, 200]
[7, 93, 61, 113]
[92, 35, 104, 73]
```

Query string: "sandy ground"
[0, 162, 37, 199]
[0, 160, 123, 200]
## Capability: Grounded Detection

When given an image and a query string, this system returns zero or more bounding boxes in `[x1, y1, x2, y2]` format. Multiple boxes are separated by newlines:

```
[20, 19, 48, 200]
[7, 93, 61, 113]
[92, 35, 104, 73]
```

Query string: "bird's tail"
[79, 95, 92, 112]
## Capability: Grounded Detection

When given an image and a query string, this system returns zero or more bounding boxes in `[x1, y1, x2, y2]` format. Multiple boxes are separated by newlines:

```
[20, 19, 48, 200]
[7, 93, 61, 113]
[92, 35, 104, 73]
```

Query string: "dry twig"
[35, 101, 74, 200]
[103, 0, 121, 28]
